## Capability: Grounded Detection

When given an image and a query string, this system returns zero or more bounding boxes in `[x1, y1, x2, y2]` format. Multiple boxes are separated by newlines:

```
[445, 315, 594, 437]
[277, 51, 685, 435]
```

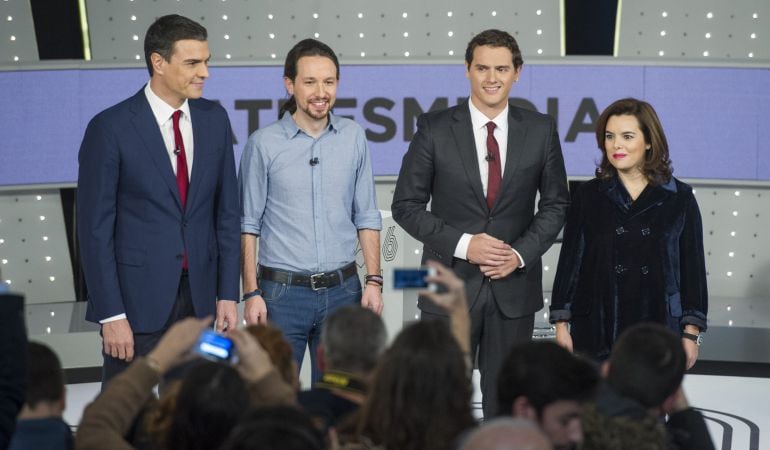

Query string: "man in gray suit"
[392, 29, 569, 418]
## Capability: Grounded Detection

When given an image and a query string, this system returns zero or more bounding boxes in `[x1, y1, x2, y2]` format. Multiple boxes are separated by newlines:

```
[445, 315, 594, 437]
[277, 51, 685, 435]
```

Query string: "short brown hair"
[595, 98, 673, 185]
[465, 29, 524, 69]
[245, 324, 298, 390]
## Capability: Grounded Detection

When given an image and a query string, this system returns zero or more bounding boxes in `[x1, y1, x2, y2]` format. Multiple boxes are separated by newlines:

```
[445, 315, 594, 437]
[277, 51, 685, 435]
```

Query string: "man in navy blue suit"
[77, 14, 239, 383]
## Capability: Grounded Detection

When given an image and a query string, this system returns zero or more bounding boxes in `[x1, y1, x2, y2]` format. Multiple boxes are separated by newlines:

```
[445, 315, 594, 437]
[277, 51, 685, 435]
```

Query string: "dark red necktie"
[172, 110, 189, 269]
[485, 121, 502, 209]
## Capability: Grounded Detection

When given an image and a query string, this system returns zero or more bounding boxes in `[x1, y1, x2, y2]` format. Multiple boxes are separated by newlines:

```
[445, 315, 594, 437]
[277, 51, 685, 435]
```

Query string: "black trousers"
[422, 283, 534, 420]
[101, 273, 195, 386]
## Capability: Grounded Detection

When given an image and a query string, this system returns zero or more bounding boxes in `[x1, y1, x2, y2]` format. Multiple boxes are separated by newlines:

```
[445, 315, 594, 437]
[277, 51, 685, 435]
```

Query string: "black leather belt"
[259, 262, 358, 291]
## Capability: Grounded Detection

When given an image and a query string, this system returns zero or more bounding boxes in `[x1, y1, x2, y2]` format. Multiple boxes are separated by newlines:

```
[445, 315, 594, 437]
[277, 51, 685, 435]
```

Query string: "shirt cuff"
[511, 248, 525, 268]
[454, 233, 473, 260]
[100, 313, 127, 324]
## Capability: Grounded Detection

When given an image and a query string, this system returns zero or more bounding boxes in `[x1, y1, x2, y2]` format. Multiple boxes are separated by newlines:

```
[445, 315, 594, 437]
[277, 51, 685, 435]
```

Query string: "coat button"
[641, 227, 651, 236]
[615, 264, 626, 274]
[616, 226, 625, 235]
[641, 266, 649, 275]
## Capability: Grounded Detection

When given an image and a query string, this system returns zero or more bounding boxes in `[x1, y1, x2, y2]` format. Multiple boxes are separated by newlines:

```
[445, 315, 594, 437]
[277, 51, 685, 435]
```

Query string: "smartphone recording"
[195, 329, 236, 363]
[393, 267, 437, 291]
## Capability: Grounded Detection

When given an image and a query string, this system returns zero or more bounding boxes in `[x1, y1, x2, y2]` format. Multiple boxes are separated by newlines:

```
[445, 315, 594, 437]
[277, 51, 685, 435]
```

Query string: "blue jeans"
[260, 272, 362, 384]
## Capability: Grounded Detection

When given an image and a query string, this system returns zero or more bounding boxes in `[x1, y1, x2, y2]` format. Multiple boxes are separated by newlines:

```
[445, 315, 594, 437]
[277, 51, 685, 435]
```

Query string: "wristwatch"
[682, 332, 703, 346]
[241, 288, 263, 302]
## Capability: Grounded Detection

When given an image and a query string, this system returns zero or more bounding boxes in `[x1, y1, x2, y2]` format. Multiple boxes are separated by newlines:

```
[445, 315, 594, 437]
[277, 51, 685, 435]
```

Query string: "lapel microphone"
[309, 157, 320, 166]
[485, 153, 494, 162]
[174, 147, 181, 155]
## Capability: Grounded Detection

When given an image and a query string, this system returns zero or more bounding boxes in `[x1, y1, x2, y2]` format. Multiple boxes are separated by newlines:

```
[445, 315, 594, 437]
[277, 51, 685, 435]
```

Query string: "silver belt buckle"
[310, 273, 326, 291]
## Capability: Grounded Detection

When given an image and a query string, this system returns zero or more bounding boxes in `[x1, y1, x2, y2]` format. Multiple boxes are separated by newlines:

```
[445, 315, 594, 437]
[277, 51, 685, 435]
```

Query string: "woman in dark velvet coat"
[550, 98, 707, 368]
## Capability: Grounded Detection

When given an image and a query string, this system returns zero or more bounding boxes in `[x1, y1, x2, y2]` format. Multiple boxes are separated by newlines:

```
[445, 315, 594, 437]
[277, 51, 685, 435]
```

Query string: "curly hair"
[245, 323, 298, 390]
[595, 98, 673, 186]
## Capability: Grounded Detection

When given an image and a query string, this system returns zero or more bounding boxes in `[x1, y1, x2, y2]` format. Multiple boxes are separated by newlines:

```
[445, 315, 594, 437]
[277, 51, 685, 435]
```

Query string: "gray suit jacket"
[392, 101, 569, 318]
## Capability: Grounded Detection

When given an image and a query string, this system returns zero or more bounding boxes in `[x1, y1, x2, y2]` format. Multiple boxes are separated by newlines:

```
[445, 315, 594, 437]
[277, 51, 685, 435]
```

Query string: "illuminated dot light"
[537, 49, 543, 54]
[703, 51, 709, 57]
[447, 11, 453, 17]
[357, 13, 363, 19]
[404, 51, 410, 57]
[269, 33, 275, 39]
[268, 14, 274, 20]
[537, 29, 543, 35]
[39, 215, 46, 221]
[50, 311, 55, 317]
[313, 13, 319, 19]
[225, 54, 231, 59]
[402, 12, 408, 18]
[545, 297, 549, 304]
[543, 312, 548, 319]
[224, 34, 230, 40]
[730, 231, 736, 236]
[415, 314, 420, 320]
[732, 211, 739, 216]
[727, 305, 732, 311]
[49, 276, 56, 282]
[1, 259, 7, 264]
[13, 56, 19, 61]
[750, 33, 757, 39]
[536, 9, 542, 15]
[135, 55, 141, 60]
[544, 265, 550, 271]
[660, 30, 666, 36]
[705, 32, 711, 39]
[270, 53, 276, 59]
[36, 195, 42, 200]
[728, 252, 735, 257]
[659, 50, 665, 56]
[360, 51, 365, 57]
[131, 15, 137, 21]
[46, 326, 51, 334]
[6, 15, 12, 21]
[314, 32, 320, 38]
[749, 52, 754, 58]
[43, 236, 49, 241]
[10, 35, 15, 41]
[492, 11, 497, 17]
[735, 191, 741, 196]
[359, 33, 364, 38]
[403, 31, 409, 37]
[448, 31, 453, 37]
[706, 12, 713, 19]
[726, 271, 733, 277]
[132, 35, 139, 41]
[222, 14, 228, 20]
[753, 13, 758, 19]
[4, 280, 10, 285]
[729, 320, 733, 326]
[448, 50, 454, 56]
[0, 239, 4, 244]
[662, 11, 668, 18]
[45, 256, 52, 261]
[414, 249, 420, 254]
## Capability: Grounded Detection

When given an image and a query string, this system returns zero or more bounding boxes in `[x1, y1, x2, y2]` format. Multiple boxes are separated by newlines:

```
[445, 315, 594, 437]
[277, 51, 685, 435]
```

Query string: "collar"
[314, 370, 368, 395]
[144, 82, 191, 126]
[468, 97, 508, 134]
[280, 111, 340, 139]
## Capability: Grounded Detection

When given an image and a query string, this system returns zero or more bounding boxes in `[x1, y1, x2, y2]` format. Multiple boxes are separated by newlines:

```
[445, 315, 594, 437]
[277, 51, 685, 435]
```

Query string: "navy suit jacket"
[392, 102, 569, 318]
[77, 89, 240, 333]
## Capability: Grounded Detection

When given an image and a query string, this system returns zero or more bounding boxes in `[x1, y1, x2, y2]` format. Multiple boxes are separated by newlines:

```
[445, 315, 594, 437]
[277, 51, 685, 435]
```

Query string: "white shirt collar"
[144, 82, 191, 125]
[468, 97, 508, 134]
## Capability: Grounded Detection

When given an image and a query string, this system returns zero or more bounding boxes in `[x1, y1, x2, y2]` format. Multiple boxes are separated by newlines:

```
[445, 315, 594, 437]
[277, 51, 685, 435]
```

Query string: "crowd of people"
[0, 8, 717, 450]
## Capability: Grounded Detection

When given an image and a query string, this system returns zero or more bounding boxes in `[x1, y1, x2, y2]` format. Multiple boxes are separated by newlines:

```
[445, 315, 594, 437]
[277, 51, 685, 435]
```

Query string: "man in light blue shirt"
[240, 39, 382, 382]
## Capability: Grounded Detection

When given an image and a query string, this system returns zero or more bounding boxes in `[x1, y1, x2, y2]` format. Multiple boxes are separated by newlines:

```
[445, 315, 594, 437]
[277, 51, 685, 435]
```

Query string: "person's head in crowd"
[143, 14, 210, 107]
[146, 361, 249, 450]
[355, 319, 476, 450]
[605, 322, 686, 412]
[595, 97, 673, 186]
[279, 38, 340, 119]
[245, 323, 298, 390]
[496, 341, 599, 450]
[19, 342, 66, 419]
[461, 418, 553, 450]
[319, 304, 387, 375]
[218, 406, 324, 450]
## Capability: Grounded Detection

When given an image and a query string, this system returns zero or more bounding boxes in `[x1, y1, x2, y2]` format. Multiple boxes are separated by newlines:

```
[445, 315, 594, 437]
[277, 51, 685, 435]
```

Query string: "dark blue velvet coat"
[550, 176, 708, 360]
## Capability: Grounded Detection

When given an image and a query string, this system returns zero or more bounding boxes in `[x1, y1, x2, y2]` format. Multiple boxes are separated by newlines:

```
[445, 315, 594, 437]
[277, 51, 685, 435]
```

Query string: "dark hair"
[607, 323, 686, 408]
[356, 320, 476, 450]
[148, 362, 249, 450]
[595, 98, 673, 185]
[279, 38, 340, 118]
[25, 342, 65, 407]
[496, 341, 599, 417]
[322, 305, 387, 374]
[144, 14, 207, 77]
[465, 29, 524, 69]
[219, 406, 325, 450]
[245, 324, 297, 389]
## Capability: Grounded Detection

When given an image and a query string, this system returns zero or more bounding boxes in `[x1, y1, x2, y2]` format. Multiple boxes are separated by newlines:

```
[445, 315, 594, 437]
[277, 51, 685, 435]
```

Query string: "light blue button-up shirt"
[240, 113, 382, 273]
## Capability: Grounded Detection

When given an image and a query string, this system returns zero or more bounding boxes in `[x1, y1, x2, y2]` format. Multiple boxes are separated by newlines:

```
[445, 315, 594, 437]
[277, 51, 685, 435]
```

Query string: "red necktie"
[172, 110, 189, 269]
[485, 121, 502, 210]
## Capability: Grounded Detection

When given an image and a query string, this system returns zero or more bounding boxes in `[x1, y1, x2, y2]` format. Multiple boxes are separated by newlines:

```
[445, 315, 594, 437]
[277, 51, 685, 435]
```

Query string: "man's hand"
[479, 251, 520, 279]
[682, 338, 699, 370]
[554, 321, 573, 353]
[244, 296, 268, 325]
[361, 284, 384, 315]
[102, 318, 135, 362]
[228, 328, 273, 382]
[215, 300, 238, 332]
[147, 316, 212, 374]
[467, 233, 515, 266]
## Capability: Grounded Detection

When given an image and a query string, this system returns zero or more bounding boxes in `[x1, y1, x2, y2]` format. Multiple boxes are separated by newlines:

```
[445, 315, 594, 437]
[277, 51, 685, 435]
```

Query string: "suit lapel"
[497, 106, 527, 204]
[129, 91, 183, 211]
[187, 101, 209, 210]
[450, 104, 488, 210]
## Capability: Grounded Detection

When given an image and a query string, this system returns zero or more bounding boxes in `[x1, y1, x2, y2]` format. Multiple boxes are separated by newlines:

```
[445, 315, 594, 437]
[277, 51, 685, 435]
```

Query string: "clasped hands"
[467, 233, 520, 279]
